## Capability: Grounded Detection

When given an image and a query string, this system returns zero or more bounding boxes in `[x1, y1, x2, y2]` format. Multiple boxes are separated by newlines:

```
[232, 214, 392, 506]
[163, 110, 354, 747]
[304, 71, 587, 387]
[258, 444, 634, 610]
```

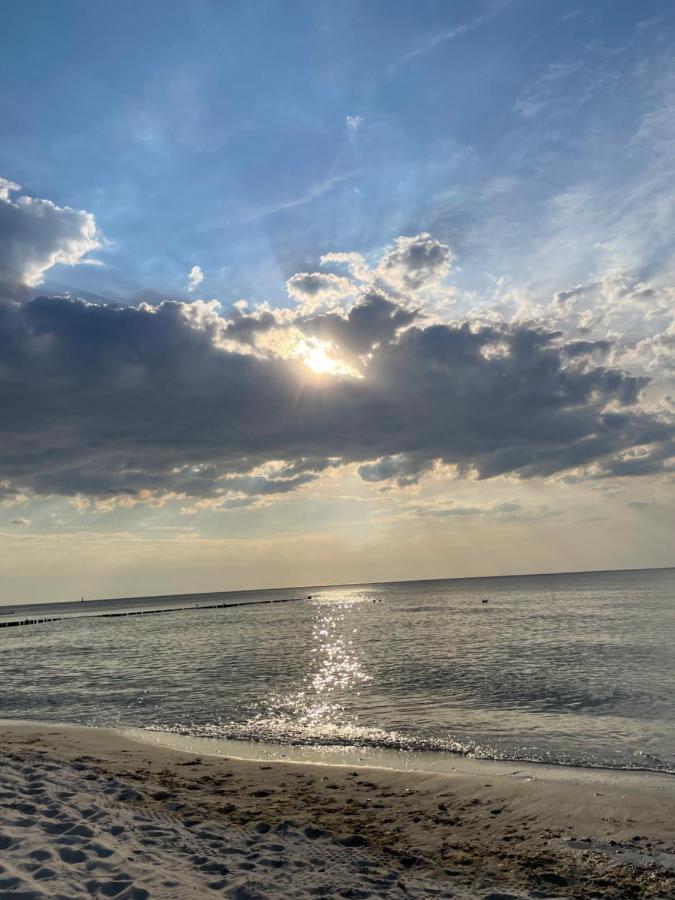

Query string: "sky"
[1, 0, 674, 604]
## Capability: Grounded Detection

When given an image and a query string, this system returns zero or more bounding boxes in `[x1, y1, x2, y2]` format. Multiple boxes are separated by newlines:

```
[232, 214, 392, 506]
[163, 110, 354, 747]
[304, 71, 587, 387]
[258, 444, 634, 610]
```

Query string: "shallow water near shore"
[1, 567, 674, 774]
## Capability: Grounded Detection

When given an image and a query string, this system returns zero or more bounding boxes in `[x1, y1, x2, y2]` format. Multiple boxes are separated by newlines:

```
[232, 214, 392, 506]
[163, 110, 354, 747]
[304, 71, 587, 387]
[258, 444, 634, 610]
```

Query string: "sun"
[304, 340, 338, 375]
[298, 338, 360, 378]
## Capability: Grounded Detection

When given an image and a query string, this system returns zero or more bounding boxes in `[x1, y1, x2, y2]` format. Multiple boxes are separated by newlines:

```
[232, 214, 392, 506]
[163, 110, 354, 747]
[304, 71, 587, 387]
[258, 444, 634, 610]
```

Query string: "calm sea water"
[1, 568, 674, 773]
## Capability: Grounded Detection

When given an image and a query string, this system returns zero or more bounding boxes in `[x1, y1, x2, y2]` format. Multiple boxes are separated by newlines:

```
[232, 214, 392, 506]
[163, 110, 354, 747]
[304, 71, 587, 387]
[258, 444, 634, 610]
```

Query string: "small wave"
[144, 718, 675, 775]
[146, 717, 476, 755]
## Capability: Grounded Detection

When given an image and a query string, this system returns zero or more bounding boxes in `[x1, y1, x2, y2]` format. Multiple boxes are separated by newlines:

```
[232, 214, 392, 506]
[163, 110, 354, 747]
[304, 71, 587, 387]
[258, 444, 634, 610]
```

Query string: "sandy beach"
[0, 723, 674, 899]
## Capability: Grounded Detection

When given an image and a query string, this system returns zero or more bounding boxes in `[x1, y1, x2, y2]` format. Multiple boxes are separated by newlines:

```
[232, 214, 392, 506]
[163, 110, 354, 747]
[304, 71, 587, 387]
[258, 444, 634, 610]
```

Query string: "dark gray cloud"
[299, 290, 417, 357]
[0, 288, 671, 505]
[562, 339, 611, 359]
[592, 441, 675, 479]
[358, 454, 432, 487]
[222, 308, 278, 344]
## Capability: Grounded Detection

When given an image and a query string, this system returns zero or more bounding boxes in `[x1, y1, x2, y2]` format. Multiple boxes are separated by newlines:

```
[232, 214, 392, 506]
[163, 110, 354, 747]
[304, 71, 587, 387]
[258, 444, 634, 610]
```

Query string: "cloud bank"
[0, 179, 672, 509]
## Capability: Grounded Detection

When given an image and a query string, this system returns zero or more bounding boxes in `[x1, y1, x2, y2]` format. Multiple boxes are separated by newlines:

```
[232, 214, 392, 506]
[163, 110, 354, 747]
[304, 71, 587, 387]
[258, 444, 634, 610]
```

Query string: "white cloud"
[0, 177, 100, 290]
[187, 265, 204, 292]
[0, 177, 21, 202]
[320, 251, 371, 283]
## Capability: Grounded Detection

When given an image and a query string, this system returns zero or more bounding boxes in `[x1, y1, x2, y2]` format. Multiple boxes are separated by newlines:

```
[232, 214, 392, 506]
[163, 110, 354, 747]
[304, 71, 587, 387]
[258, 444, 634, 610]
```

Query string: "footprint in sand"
[85, 877, 138, 897]
[58, 846, 88, 864]
[12, 801, 36, 816]
[117, 788, 144, 802]
[7, 816, 35, 829]
[44, 820, 94, 838]
[304, 825, 330, 840]
[259, 856, 286, 869]
[34, 865, 57, 880]
[89, 840, 116, 858]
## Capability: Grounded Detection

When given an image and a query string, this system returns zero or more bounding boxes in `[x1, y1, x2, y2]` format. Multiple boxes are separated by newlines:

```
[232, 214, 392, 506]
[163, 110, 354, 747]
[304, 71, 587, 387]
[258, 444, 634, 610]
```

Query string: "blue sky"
[3, 0, 673, 305]
[1, 1, 674, 602]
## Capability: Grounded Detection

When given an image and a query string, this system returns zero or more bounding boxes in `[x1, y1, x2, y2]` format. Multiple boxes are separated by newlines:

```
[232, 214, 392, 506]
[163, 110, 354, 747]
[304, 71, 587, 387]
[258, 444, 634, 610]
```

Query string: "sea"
[1, 567, 674, 775]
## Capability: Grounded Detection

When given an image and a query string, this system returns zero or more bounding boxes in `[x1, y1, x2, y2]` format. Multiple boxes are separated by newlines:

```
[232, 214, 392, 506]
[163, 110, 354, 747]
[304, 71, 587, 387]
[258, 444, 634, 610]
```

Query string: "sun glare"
[298, 339, 359, 378]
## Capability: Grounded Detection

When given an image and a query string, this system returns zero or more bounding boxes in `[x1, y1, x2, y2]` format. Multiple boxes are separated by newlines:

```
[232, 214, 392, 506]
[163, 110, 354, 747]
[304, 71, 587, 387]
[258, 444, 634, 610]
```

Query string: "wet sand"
[1, 721, 674, 898]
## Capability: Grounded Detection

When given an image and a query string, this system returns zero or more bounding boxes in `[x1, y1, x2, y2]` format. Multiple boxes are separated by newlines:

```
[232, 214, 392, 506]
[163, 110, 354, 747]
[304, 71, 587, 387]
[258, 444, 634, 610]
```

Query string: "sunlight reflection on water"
[243, 597, 374, 740]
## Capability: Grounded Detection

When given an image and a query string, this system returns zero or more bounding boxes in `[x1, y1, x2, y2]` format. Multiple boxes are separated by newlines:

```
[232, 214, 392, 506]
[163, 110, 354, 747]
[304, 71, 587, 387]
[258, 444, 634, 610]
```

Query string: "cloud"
[298, 289, 418, 359]
[550, 274, 674, 331]
[346, 115, 363, 133]
[358, 454, 433, 488]
[243, 170, 361, 223]
[545, 273, 675, 384]
[0, 177, 21, 202]
[222, 306, 278, 345]
[390, 3, 506, 75]
[0, 287, 670, 506]
[621, 321, 675, 375]
[0, 177, 671, 507]
[9, 517, 30, 527]
[0, 177, 100, 293]
[286, 271, 355, 310]
[187, 265, 204, 292]
[407, 499, 560, 523]
[376, 233, 453, 292]
[320, 251, 371, 283]
[316, 235, 453, 295]
[0, 483, 27, 506]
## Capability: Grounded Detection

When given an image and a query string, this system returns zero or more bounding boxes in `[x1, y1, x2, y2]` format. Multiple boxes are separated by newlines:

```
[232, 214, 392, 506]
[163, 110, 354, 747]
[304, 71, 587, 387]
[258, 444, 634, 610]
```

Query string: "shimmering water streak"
[1, 568, 674, 773]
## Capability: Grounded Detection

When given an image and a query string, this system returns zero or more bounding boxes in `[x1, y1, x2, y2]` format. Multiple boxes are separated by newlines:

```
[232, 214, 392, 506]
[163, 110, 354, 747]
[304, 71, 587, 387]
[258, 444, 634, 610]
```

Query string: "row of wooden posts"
[0, 595, 307, 629]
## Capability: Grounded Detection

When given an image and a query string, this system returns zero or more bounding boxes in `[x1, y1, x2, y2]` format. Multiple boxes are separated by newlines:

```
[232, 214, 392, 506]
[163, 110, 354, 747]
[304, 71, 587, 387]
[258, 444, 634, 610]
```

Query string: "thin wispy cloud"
[240, 170, 362, 223]
[389, 1, 509, 75]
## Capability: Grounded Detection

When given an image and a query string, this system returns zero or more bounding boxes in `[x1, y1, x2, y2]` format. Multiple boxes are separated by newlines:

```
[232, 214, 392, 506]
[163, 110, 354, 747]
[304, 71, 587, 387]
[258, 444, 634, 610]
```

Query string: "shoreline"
[1, 721, 675, 898]
[129, 725, 675, 780]
[5, 717, 674, 781]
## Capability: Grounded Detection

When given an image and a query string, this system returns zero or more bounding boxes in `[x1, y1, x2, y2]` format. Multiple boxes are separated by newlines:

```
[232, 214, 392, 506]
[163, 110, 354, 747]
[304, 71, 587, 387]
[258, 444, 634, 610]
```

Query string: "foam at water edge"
[141, 719, 675, 775]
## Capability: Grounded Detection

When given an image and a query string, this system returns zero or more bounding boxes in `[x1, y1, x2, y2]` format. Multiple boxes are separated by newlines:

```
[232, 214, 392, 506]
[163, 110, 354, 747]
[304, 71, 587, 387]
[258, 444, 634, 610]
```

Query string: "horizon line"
[3, 563, 673, 611]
